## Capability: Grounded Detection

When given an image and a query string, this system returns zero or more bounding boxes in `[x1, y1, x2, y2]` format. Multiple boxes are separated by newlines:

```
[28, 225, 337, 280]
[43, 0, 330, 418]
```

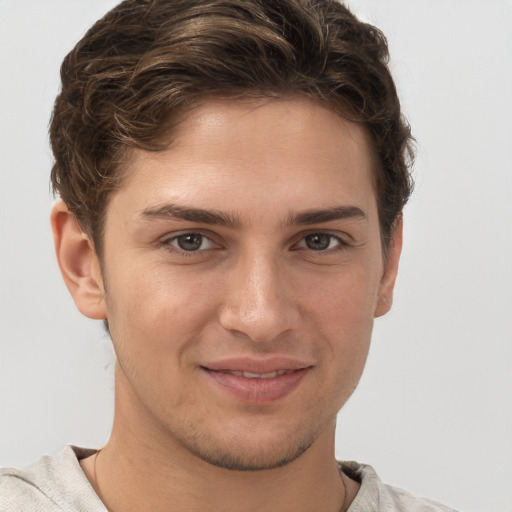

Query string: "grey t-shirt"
[0, 446, 458, 511]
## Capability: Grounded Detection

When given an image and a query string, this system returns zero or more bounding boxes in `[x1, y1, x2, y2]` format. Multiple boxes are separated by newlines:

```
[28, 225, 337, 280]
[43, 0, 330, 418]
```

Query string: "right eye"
[165, 233, 216, 253]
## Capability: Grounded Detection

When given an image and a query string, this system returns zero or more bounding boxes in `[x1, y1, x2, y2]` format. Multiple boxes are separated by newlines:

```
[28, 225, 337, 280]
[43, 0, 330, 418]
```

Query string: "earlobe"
[50, 200, 107, 320]
[374, 218, 403, 318]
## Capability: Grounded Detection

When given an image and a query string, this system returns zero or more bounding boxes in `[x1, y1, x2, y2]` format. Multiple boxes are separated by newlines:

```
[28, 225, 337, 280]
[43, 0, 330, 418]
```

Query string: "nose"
[218, 252, 300, 343]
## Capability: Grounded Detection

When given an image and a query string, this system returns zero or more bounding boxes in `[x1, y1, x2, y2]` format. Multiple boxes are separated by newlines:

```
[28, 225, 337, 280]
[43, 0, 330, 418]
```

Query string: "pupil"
[306, 234, 330, 250]
[177, 234, 202, 251]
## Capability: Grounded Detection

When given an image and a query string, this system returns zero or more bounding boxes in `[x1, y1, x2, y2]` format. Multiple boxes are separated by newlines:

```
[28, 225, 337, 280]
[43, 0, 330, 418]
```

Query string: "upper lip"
[202, 356, 312, 374]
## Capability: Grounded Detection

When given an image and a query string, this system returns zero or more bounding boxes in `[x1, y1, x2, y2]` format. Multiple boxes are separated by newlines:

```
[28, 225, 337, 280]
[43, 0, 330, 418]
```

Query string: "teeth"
[215, 369, 292, 378]
[242, 370, 288, 379]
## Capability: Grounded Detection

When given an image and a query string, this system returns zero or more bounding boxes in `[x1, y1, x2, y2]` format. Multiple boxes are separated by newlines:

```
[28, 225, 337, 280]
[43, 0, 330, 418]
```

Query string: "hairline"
[82, 94, 394, 265]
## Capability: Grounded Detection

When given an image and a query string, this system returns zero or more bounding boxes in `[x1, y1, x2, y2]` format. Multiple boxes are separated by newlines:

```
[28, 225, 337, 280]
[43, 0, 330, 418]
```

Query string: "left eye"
[297, 233, 343, 251]
[168, 233, 215, 252]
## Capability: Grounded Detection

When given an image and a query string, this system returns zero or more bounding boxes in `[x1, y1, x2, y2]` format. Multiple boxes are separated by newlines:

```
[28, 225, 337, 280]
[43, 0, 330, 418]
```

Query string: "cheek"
[302, 264, 379, 373]
[319, 292, 374, 371]
[303, 260, 382, 325]
[317, 293, 374, 412]
[104, 263, 219, 355]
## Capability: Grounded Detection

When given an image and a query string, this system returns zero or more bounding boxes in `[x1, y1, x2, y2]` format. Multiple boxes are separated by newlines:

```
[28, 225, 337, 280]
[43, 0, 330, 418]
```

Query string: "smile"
[213, 369, 294, 379]
[201, 362, 311, 404]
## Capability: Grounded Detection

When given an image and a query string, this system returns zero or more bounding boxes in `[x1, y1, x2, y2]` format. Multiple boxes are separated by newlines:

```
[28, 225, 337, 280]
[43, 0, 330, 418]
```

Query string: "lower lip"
[202, 368, 310, 404]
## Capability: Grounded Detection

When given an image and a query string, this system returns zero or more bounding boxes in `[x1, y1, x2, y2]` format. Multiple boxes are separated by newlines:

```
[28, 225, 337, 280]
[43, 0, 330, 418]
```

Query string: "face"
[89, 98, 400, 470]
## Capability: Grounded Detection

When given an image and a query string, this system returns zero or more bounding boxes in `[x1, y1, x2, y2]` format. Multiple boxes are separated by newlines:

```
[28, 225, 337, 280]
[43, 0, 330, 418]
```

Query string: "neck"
[90, 429, 345, 512]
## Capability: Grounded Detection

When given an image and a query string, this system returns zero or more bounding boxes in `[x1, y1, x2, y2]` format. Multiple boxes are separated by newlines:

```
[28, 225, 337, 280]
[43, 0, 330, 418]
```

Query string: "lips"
[201, 357, 312, 403]
[214, 369, 294, 379]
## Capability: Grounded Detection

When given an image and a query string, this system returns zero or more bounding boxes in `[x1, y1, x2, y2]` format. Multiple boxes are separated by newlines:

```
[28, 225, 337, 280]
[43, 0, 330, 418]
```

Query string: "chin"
[193, 437, 315, 472]
[175, 421, 320, 472]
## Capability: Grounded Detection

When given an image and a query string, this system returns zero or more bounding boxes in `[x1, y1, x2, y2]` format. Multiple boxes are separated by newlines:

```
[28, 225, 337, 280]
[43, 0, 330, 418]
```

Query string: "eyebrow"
[286, 206, 368, 226]
[139, 203, 367, 228]
[138, 204, 242, 228]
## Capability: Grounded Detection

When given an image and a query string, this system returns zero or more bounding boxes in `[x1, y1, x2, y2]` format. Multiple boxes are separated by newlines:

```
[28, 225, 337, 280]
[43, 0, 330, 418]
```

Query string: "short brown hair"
[50, 0, 414, 256]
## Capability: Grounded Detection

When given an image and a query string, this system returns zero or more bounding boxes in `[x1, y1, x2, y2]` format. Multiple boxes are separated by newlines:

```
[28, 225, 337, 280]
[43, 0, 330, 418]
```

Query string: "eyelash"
[159, 232, 218, 256]
[293, 232, 349, 253]
[159, 231, 349, 256]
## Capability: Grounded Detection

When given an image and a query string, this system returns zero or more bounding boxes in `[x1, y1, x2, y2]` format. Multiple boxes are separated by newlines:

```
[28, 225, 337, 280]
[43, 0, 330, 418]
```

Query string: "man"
[0, 0, 456, 510]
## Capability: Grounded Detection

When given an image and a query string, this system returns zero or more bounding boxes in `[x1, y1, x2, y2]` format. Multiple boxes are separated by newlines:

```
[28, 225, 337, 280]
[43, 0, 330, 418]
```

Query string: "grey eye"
[303, 233, 333, 251]
[175, 234, 204, 251]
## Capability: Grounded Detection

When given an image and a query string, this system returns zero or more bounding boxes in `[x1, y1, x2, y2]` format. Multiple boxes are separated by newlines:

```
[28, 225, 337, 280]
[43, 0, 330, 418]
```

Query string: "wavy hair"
[50, 0, 414, 256]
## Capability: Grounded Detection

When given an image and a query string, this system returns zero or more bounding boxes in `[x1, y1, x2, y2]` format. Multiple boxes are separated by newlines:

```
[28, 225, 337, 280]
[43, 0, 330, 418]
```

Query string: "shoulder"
[340, 461, 459, 512]
[0, 446, 105, 512]
[0, 459, 63, 511]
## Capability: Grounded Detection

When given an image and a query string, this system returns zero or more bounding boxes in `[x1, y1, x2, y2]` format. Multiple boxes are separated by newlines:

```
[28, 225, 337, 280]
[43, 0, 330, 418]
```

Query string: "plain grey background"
[1, 1, 511, 511]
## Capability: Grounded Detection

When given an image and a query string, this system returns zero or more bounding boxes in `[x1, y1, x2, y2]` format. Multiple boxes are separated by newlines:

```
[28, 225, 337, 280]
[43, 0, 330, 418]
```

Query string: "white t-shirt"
[0, 446, 458, 511]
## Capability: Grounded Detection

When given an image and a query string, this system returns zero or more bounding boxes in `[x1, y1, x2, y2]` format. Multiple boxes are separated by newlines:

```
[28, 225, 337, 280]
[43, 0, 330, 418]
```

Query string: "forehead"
[114, 97, 378, 221]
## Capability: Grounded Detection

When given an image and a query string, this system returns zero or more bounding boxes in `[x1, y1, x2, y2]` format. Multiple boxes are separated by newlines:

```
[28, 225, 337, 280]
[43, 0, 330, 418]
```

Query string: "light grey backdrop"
[0, 1, 511, 511]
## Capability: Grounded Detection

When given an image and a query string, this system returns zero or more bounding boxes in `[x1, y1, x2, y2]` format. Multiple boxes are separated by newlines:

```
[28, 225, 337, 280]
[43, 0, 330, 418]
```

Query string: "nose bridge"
[219, 247, 297, 342]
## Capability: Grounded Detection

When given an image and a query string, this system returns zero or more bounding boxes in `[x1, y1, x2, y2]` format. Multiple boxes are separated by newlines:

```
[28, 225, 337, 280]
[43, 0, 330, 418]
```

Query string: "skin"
[52, 97, 402, 512]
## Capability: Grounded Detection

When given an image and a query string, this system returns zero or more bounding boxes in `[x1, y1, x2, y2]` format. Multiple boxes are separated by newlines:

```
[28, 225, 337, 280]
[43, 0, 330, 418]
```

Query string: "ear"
[374, 218, 403, 318]
[51, 200, 107, 320]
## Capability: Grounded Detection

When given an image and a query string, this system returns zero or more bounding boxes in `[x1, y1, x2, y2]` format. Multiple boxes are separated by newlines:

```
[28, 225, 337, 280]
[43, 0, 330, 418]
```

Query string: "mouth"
[201, 359, 312, 403]
[210, 369, 296, 379]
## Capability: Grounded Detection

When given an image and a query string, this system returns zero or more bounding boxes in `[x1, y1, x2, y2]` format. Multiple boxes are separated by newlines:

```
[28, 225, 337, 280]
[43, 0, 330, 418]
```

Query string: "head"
[50, 0, 413, 472]
[50, 0, 413, 260]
